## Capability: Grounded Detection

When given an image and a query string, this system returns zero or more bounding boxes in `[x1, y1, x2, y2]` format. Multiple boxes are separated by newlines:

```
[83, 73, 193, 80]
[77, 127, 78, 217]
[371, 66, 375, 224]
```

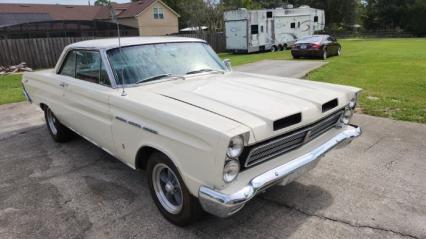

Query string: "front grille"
[241, 109, 343, 168]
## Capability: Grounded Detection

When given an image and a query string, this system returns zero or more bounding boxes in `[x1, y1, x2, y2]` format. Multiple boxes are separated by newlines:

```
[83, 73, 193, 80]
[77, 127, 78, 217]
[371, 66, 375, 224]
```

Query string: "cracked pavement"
[1, 60, 426, 238]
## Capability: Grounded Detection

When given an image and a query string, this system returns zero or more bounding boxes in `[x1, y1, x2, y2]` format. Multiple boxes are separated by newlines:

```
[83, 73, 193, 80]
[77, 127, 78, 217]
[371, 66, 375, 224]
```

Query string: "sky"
[0, 0, 130, 5]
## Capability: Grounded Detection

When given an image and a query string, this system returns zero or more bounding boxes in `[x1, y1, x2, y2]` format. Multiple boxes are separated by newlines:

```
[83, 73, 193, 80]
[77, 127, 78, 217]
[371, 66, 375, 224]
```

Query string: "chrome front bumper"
[198, 125, 362, 218]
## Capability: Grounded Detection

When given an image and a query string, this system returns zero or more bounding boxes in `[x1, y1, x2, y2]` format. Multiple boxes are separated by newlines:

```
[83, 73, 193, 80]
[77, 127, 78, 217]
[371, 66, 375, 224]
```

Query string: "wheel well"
[40, 103, 48, 111]
[135, 146, 162, 170]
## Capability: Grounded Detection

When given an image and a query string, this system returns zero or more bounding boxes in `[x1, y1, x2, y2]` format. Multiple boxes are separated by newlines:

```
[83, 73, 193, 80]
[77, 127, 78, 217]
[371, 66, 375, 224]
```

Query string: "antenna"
[110, 6, 127, 96]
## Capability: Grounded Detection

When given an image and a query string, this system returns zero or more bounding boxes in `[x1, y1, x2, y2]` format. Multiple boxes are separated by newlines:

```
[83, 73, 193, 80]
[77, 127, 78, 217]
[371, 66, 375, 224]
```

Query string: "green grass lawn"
[221, 38, 426, 123]
[0, 74, 25, 105]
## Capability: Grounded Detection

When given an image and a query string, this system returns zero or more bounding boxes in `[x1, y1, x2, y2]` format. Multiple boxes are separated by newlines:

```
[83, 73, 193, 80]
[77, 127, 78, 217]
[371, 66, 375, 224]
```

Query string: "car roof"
[67, 36, 206, 50]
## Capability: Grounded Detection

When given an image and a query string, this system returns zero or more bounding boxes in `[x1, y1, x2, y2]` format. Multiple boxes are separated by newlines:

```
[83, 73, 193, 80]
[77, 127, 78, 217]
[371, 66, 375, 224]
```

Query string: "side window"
[314, 16, 319, 22]
[251, 25, 259, 34]
[75, 50, 111, 86]
[60, 51, 76, 77]
[290, 22, 296, 29]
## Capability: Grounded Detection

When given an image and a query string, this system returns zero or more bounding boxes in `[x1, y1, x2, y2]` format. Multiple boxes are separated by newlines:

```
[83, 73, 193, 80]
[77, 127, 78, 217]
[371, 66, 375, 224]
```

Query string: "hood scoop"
[273, 113, 302, 131]
[322, 98, 338, 113]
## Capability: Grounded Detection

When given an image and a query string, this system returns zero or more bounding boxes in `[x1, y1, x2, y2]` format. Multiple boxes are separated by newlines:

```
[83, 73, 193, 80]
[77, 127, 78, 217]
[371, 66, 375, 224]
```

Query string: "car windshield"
[298, 36, 324, 43]
[107, 42, 227, 85]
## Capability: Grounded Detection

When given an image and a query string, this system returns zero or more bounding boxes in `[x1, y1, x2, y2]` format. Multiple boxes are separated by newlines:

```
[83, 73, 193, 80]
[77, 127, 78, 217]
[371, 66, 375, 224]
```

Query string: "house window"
[314, 16, 319, 22]
[267, 11, 272, 18]
[290, 22, 296, 29]
[153, 7, 164, 19]
[251, 25, 259, 34]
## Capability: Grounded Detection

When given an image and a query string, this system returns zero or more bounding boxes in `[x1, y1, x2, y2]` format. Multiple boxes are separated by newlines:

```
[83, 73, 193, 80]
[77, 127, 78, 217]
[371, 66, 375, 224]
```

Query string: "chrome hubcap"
[152, 163, 183, 214]
[46, 109, 58, 135]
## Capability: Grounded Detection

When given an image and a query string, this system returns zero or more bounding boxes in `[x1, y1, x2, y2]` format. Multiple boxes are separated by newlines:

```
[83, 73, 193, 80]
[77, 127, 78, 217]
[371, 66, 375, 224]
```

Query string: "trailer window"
[314, 16, 319, 22]
[291, 23, 296, 29]
[267, 11, 273, 18]
[251, 25, 259, 34]
[260, 25, 264, 33]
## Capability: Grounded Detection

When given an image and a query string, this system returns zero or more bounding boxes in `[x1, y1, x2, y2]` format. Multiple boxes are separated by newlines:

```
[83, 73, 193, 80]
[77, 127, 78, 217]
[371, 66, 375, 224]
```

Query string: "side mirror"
[223, 58, 232, 71]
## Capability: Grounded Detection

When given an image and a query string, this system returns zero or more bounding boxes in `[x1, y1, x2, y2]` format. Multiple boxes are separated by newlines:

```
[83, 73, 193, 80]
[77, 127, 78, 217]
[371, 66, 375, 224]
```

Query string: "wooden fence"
[172, 32, 226, 52]
[0, 33, 226, 69]
[0, 37, 98, 69]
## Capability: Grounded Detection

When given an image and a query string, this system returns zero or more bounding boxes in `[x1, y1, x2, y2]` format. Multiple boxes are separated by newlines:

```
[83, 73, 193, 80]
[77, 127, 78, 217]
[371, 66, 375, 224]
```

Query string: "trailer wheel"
[283, 44, 288, 50]
[279, 45, 284, 51]
[271, 46, 277, 52]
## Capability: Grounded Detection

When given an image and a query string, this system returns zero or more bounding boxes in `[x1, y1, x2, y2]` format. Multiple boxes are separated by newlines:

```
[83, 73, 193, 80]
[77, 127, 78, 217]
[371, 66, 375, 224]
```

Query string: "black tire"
[44, 107, 73, 142]
[283, 44, 288, 50]
[147, 152, 203, 226]
[337, 47, 342, 56]
[271, 45, 277, 52]
[322, 48, 328, 60]
[279, 44, 284, 51]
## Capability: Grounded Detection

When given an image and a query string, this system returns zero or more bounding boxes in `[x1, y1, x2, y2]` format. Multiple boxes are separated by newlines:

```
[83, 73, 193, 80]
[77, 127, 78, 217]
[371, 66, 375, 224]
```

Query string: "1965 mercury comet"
[22, 37, 361, 226]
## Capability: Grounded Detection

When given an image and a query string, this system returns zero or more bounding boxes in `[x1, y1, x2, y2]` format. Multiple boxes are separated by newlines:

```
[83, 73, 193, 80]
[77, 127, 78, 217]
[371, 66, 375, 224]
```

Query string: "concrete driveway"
[1, 60, 425, 239]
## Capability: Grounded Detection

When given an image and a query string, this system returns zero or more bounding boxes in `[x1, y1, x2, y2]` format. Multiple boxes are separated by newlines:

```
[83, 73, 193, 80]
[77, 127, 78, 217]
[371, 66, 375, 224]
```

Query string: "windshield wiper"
[185, 68, 224, 75]
[136, 74, 184, 84]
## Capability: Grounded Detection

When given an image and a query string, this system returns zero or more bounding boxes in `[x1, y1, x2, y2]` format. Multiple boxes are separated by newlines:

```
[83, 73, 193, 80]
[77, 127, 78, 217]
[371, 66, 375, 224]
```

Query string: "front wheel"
[147, 152, 203, 226]
[44, 107, 73, 142]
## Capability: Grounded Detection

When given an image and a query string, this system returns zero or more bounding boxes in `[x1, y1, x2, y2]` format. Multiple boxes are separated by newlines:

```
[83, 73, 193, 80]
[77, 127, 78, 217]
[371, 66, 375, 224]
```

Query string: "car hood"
[139, 71, 359, 142]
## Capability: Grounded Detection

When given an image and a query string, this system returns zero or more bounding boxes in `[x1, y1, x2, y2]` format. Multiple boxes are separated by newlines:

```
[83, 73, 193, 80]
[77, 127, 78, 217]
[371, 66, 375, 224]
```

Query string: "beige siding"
[105, 17, 139, 29]
[136, 1, 179, 36]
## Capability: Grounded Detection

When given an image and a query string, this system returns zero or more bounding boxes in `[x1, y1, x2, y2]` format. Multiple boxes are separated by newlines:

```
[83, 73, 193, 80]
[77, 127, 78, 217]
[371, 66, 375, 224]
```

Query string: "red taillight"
[309, 44, 321, 49]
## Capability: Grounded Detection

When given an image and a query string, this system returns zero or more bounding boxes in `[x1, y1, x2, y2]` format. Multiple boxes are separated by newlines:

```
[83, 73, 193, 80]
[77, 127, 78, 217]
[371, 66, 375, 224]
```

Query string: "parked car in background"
[22, 37, 361, 226]
[291, 35, 341, 60]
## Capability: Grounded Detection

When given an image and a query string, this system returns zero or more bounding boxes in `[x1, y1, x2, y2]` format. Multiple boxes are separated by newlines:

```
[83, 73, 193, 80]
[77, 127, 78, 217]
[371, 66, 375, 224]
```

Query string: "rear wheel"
[44, 107, 73, 142]
[322, 49, 328, 60]
[147, 152, 203, 226]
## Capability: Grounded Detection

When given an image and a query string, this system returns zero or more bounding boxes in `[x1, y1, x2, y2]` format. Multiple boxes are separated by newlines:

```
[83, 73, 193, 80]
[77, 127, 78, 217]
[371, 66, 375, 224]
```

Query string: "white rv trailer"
[224, 6, 325, 53]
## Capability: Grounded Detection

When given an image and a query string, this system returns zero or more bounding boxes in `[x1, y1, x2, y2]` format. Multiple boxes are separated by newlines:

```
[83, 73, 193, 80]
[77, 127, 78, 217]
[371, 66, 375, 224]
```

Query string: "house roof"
[0, 0, 178, 27]
[0, 3, 102, 22]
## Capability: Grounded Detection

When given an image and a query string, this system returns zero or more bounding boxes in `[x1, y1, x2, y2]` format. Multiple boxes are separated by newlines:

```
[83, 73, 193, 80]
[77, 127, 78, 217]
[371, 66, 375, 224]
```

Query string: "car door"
[326, 36, 338, 55]
[59, 49, 116, 153]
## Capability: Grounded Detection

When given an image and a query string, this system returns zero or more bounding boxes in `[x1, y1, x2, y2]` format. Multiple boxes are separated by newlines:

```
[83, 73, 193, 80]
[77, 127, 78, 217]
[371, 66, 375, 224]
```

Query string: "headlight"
[349, 96, 357, 110]
[227, 136, 244, 158]
[223, 159, 240, 183]
[338, 107, 354, 127]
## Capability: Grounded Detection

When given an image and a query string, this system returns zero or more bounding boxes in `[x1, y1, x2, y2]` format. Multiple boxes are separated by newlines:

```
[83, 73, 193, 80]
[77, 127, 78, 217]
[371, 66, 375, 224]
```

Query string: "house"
[0, 0, 179, 39]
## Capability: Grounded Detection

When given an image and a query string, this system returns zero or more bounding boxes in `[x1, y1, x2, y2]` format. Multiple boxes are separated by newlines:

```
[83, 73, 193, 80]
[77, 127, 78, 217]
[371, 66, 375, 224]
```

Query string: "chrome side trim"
[198, 125, 362, 218]
[143, 127, 158, 135]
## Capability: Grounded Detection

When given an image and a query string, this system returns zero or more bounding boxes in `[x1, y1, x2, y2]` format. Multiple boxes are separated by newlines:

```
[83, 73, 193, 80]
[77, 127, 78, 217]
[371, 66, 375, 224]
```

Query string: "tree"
[405, 0, 426, 36]
[94, 0, 111, 6]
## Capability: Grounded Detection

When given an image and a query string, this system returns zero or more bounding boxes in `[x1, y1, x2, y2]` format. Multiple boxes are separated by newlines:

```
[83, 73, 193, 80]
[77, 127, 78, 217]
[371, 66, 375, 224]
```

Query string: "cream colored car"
[22, 37, 362, 226]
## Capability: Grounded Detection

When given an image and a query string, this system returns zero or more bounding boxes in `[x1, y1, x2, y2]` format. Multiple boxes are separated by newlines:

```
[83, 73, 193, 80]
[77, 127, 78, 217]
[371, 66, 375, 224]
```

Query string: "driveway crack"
[258, 196, 419, 239]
